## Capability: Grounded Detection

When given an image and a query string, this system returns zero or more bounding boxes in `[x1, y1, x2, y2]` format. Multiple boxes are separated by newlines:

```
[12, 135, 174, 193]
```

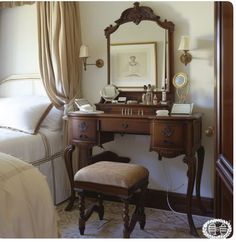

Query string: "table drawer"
[151, 121, 185, 149]
[69, 118, 97, 143]
[99, 118, 150, 134]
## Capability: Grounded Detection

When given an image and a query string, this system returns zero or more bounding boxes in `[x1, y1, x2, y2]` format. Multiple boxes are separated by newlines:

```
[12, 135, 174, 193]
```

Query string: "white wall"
[79, 1, 215, 198]
[0, 4, 39, 80]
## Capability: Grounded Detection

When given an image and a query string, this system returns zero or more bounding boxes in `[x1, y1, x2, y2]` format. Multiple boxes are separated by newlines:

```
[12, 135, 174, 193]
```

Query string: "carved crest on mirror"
[105, 2, 174, 37]
[104, 2, 175, 103]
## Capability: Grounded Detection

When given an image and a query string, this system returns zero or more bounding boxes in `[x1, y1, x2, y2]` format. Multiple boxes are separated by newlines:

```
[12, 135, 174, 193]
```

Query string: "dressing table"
[65, 111, 204, 237]
[64, 2, 205, 237]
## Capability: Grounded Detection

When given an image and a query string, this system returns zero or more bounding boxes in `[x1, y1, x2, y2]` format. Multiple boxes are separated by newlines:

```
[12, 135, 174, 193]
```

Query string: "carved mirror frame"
[104, 2, 175, 102]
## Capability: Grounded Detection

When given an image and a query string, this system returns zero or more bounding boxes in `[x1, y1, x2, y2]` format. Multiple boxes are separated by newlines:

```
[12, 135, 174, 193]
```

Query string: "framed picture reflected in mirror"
[110, 42, 157, 89]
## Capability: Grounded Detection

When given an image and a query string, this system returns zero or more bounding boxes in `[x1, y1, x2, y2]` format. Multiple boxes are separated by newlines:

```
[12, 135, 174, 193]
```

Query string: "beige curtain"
[0, 1, 34, 9]
[37, 1, 81, 111]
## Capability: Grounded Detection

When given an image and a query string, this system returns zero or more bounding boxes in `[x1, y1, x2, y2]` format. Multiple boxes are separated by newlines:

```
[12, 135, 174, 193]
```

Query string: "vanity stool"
[74, 161, 149, 238]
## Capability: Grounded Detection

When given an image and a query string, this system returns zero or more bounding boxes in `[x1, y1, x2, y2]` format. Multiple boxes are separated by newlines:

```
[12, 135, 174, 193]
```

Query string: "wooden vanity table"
[64, 108, 205, 237]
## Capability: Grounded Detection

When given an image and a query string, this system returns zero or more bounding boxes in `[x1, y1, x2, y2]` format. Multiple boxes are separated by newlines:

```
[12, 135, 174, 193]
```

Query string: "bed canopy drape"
[37, 1, 82, 112]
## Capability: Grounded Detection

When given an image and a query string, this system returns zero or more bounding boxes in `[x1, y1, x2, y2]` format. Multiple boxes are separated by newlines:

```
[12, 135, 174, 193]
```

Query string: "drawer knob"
[161, 125, 175, 137]
[79, 121, 88, 132]
[122, 123, 129, 129]
[79, 134, 88, 140]
[163, 139, 174, 146]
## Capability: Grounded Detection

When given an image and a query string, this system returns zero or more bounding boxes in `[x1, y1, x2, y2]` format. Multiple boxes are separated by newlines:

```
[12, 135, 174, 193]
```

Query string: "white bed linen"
[0, 96, 51, 134]
[0, 152, 58, 238]
[0, 127, 62, 162]
[0, 127, 70, 204]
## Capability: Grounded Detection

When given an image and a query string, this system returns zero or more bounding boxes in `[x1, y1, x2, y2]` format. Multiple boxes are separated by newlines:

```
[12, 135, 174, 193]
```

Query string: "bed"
[0, 152, 58, 237]
[0, 74, 70, 205]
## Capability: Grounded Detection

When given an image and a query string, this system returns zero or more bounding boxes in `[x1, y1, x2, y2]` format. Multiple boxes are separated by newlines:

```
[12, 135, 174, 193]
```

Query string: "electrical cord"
[161, 161, 189, 225]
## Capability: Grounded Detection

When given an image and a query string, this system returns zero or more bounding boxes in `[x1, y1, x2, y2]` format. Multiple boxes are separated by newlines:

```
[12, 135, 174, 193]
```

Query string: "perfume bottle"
[161, 80, 167, 103]
[142, 85, 147, 104]
[162, 90, 166, 102]
[142, 93, 146, 104]
[153, 94, 158, 105]
[146, 84, 153, 105]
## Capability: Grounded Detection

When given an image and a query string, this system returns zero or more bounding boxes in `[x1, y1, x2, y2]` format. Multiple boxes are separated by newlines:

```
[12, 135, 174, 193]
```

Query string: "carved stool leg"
[139, 185, 147, 230]
[98, 194, 104, 220]
[138, 207, 146, 230]
[129, 205, 139, 234]
[123, 200, 130, 238]
[125, 188, 147, 236]
[78, 192, 86, 235]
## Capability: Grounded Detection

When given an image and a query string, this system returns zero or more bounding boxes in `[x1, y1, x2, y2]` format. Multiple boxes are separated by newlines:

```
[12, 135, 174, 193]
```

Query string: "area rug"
[57, 199, 211, 238]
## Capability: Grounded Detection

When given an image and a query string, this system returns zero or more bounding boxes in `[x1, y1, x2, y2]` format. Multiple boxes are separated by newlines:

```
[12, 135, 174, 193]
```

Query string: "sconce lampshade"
[79, 45, 89, 58]
[79, 44, 104, 71]
[178, 36, 190, 51]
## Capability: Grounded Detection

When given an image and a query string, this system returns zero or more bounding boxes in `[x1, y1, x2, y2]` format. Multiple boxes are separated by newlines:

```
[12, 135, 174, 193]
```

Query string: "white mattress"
[0, 152, 58, 238]
[0, 127, 70, 204]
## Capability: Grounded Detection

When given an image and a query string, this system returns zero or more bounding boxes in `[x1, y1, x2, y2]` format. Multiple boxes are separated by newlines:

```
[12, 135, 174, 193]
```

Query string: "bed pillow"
[41, 106, 63, 131]
[0, 96, 52, 134]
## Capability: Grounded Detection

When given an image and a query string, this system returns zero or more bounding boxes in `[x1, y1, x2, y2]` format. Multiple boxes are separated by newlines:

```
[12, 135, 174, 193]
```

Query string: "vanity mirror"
[172, 72, 189, 103]
[173, 72, 188, 88]
[104, 2, 175, 102]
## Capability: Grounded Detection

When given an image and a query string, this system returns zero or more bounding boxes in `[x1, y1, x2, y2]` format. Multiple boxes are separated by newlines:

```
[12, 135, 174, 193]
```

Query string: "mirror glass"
[110, 21, 168, 91]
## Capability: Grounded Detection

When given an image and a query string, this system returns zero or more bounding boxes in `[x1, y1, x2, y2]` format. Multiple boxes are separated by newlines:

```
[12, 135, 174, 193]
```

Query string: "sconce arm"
[81, 58, 104, 70]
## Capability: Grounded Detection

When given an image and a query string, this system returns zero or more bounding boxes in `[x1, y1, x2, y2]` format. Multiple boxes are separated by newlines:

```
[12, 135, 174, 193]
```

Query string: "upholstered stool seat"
[74, 161, 149, 238]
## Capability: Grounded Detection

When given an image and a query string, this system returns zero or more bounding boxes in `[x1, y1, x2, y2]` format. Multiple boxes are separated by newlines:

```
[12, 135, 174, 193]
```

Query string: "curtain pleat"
[37, 1, 82, 110]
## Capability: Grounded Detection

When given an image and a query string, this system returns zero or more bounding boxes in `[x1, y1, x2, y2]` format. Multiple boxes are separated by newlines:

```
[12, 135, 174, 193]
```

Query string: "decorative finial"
[133, 2, 140, 8]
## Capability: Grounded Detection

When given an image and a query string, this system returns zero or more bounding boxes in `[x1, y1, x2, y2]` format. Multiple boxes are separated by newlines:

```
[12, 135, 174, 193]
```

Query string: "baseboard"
[85, 188, 213, 217]
[144, 189, 213, 217]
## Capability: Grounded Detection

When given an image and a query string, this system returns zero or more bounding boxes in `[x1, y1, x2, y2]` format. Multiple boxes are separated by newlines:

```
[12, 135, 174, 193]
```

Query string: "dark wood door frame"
[214, 1, 233, 227]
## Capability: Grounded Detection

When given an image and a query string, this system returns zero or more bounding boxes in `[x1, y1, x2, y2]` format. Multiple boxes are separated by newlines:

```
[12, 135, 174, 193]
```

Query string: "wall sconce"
[79, 45, 104, 71]
[178, 36, 192, 66]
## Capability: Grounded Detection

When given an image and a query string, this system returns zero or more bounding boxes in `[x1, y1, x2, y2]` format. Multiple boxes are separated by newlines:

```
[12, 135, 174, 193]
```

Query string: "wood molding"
[214, 2, 233, 222]
[105, 2, 174, 37]
[85, 188, 213, 217]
